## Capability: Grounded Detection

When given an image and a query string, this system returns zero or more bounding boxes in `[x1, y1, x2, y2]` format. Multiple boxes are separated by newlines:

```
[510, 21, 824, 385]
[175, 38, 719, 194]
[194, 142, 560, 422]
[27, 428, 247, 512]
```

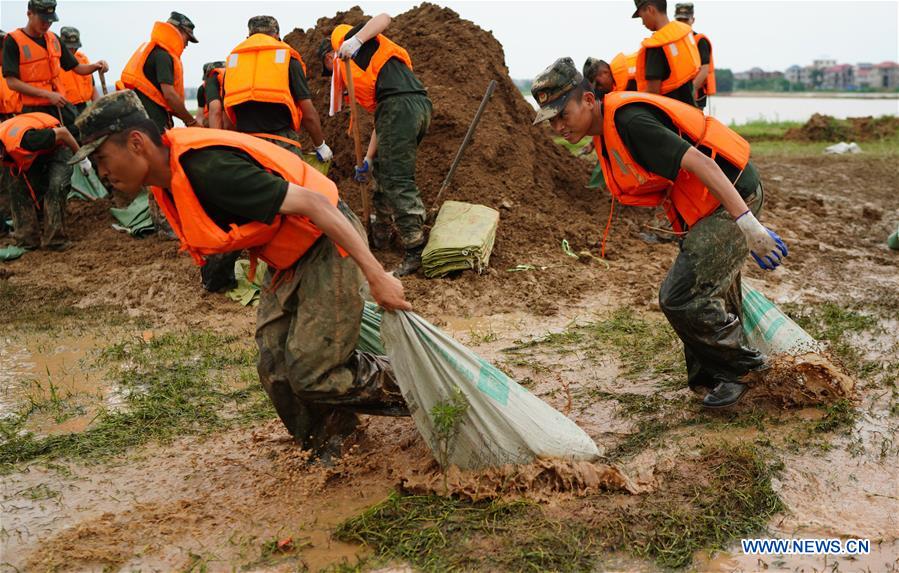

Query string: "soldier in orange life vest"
[224, 16, 332, 162]
[580, 55, 639, 160]
[0, 29, 23, 237]
[196, 61, 226, 129]
[632, 0, 701, 106]
[0, 111, 84, 250]
[675, 3, 715, 111]
[322, 14, 433, 277]
[1, 0, 108, 129]
[72, 91, 412, 460]
[57, 27, 98, 115]
[532, 58, 788, 409]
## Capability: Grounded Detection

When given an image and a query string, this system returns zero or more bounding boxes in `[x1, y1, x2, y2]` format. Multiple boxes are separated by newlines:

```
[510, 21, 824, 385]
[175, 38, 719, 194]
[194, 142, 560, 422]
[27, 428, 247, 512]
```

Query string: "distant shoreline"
[725, 91, 899, 100]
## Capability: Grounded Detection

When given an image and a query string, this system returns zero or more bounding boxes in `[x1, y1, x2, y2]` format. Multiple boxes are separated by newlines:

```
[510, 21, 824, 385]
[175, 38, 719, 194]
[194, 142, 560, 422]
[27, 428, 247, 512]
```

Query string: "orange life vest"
[636, 21, 701, 94]
[0, 70, 23, 115]
[8, 29, 63, 107]
[117, 22, 185, 111]
[202, 67, 225, 118]
[58, 50, 94, 105]
[0, 112, 60, 173]
[151, 128, 339, 273]
[331, 25, 413, 113]
[594, 92, 750, 245]
[223, 34, 305, 131]
[693, 32, 716, 96]
[610, 51, 638, 92]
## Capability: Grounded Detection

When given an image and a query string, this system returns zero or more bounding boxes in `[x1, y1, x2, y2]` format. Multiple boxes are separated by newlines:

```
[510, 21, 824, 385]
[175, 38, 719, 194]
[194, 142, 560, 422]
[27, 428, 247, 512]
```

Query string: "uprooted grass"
[335, 443, 783, 571]
[0, 331, 271, 471]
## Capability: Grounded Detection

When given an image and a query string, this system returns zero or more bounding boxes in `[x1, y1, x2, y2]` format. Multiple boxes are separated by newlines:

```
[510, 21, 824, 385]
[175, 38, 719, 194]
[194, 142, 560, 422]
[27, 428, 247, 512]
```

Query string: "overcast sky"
[2, 0, 897, 85]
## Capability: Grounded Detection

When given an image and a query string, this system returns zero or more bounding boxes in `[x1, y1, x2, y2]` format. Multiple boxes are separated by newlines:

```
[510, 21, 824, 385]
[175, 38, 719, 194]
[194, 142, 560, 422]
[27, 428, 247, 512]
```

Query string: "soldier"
[0, 29, 22, 237]
[632, 0, 701, 106]
[0, 111, 85, 250]
[675, 3, 716, 111]
[224, 16, 331, 162]
[117, 11, 198, 238]
[322, 13, 433, 276]
[583, 58, 613, 96]
[2, 0, 108, 129]
[57, 27, 99, 115]
[72, 91, 411, 460]
[197, 60, 225, 129]
[532, 58, 788, 408]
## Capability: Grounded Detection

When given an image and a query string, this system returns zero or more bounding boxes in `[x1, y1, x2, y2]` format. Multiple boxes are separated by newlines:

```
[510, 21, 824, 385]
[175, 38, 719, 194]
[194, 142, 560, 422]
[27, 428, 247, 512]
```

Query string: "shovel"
[427, 79, 497, 223]
[344, 58, 370, 234]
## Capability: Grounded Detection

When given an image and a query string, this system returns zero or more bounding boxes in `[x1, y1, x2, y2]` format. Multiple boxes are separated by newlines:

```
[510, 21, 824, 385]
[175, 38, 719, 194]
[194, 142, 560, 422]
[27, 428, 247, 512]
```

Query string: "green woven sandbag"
[422, 201, 499, 278]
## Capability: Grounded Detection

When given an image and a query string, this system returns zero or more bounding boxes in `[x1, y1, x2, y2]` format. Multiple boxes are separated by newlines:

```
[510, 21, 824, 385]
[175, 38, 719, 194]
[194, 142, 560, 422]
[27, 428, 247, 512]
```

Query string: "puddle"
[0, 332, 117, 435]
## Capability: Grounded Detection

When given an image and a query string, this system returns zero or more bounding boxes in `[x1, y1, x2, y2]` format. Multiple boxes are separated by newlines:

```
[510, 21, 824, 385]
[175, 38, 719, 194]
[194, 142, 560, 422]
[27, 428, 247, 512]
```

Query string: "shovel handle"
[344, 58, 370, 231]
[99, 70, 108, 95]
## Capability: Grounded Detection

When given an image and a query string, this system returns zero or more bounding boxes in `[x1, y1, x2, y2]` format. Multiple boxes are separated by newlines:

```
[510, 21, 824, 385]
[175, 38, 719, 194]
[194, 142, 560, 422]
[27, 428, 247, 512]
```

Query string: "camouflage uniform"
[372, 94, 432, 248]
[8, 146, 72, 249]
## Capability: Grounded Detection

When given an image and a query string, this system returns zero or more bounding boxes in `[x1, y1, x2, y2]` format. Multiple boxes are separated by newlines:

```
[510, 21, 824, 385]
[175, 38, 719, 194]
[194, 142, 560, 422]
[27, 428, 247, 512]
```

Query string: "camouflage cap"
[60, 26, 81, 49]
[582, 57, 605, 82]
[202, 60, 225, 77]
[28, 0, 59, 23]
[675, 2, 694, 20]
[632, 0, 652, 18]
[531, 57, 584, 125]
[167, 11, 198, 43]
[317, 38, 333, 58]
[68, 90, 150, 164]
[248, 15, 280, 38]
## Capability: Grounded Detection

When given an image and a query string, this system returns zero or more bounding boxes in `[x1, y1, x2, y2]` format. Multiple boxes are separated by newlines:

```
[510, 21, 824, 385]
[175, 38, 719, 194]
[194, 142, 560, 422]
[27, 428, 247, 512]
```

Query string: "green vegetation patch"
[335, 444, 783, 571]
[0, 331, 270, 471]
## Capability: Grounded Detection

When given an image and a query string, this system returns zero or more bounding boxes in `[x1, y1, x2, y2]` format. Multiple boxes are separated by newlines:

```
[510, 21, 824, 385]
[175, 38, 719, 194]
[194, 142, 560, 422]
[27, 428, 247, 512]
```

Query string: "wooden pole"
[344, 58, 370, 233]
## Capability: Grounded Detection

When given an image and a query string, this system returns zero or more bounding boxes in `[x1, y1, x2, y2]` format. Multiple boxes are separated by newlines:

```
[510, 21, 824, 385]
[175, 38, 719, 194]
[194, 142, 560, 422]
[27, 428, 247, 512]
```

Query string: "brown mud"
[785, 112, 899, 142]
[749, 352, 857, 407]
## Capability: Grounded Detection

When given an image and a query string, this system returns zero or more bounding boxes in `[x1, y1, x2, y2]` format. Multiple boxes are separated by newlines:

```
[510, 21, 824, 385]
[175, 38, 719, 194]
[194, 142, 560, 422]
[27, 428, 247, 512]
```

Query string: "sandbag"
[422, 201, 499, 278]
[741, 284, 820, 356]
[110, 189, 154, 237]
[69, 166, 108, 201]
[381, 310, 601, 470]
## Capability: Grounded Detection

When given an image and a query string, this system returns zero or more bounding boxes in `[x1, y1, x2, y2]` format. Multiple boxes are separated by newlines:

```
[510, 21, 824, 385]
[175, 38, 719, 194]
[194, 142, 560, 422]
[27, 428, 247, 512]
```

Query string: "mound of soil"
[785, 113, 899, 142]
[284, 4, 656, 315]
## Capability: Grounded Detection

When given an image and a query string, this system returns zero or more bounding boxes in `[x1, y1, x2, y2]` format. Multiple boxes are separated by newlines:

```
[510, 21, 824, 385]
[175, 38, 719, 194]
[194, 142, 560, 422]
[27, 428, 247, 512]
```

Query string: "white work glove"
[338, 36, 363, 60]
[736, 210, 788, 271]
[78, 158, 92, 175]
[315, 141, 333, 162]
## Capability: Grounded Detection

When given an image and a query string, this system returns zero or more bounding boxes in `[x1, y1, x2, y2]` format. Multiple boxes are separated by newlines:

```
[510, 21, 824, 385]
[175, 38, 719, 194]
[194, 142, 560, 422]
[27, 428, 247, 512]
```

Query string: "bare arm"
[693, 64, 710, 94]
[645, 79, 662, 94]
[679, 146, 749, 218]
[353, 13, 392, 43]
[160, 83, 197, 126]
[279, 184, 411, 310]
[74, 60, 108, 76]
[53, 126, 79, 153]
[207, 100, 224, 130]
[7, 76, 68, 106]
[298, 99, 325, 146]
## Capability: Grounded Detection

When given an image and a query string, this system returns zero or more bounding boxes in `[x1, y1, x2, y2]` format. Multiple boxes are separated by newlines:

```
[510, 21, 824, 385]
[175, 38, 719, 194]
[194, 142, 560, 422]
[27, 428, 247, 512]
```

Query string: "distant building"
[822, 64, 853, 90]
[870, 61, 899, 89]
[813, 59, 837, 69]
[785, 65, 802, 84]
[737, 60, 898, 91]
[854, 63, 874, 89]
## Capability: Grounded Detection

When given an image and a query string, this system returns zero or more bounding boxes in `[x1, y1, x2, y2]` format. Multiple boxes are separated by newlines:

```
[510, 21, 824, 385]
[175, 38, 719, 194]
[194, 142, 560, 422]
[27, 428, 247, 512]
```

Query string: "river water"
[524, 94, 899, 125]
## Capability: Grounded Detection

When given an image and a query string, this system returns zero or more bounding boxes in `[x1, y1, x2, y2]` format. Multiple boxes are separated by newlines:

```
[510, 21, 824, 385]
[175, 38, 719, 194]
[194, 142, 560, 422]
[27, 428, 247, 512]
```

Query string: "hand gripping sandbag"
[741, 284, 820, 356]
[381, 310, 601, 469]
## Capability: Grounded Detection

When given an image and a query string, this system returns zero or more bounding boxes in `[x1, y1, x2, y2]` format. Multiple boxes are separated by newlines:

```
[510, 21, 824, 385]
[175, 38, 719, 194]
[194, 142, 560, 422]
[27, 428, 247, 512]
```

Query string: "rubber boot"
[370, 218, 391, 251]
[393, 243, 425, 277]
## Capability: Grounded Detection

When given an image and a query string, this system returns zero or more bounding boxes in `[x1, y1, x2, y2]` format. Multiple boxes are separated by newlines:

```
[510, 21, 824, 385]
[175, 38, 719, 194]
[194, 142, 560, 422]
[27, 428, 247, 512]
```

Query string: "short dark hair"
[105, 118, 163, 147]
[646, 0, 667, 13]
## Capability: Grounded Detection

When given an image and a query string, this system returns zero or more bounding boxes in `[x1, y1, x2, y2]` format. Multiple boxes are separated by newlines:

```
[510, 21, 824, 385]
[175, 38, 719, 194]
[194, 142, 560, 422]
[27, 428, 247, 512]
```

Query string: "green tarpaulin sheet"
[586, 163, 605, 190]
[422, 201, 499, 278]
[69, 166, 109, 201]
[0, 245, 26, 261]
[110, 189, 154, 237]
[226, 259, 268, 307]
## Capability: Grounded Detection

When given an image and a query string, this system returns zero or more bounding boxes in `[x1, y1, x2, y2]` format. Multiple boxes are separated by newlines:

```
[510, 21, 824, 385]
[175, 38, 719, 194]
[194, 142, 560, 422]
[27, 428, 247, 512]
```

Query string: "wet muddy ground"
[1, 151, 898, 572]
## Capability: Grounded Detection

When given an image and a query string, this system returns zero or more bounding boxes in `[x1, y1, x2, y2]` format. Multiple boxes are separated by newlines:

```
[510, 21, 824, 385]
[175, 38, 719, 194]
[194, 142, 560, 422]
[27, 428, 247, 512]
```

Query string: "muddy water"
[0, 332, 116, 435]
[696, 538, 899, 572]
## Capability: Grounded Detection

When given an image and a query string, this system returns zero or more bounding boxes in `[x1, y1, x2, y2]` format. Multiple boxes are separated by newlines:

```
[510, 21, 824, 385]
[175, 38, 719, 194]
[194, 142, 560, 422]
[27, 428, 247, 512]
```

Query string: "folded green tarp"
[0, 245, 26, 261]
[888, 224, 899, 250]
[226, 259, 268, 307]
[422, 201, 499, 278]
[110, 189, 154, 237]
[68, 166, 108, 201]
[586, 162, 605, 190]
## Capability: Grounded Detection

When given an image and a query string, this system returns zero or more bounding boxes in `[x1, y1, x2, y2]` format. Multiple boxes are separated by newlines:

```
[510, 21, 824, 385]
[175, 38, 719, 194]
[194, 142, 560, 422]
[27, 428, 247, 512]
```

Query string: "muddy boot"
[702, 380, 749, 408]
[348, 351, 409, 416]
[370, 218, 392, 251]
[392, 243, 424, 277]
[306, 408, 360, 465]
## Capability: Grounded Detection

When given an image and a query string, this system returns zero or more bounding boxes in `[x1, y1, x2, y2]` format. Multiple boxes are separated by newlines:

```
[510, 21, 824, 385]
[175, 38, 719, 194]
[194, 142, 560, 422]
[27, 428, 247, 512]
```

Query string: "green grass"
[0, 330, 270, 471]
[731, 120, 802, 141]
[553, 136, 591, 155]
[334, 444, 783, 571]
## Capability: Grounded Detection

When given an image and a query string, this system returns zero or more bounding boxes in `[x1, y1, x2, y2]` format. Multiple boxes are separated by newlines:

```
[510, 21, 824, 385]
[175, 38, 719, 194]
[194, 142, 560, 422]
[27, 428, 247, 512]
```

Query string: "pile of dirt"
[785, 113, 899, 142]
[748, 353, 856, 407]
[283, 4, 653, 315]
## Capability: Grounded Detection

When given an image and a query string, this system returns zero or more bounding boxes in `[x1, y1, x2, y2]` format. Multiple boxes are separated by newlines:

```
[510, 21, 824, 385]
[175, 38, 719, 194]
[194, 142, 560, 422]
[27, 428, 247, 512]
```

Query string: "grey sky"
[2, 0, 897, 85]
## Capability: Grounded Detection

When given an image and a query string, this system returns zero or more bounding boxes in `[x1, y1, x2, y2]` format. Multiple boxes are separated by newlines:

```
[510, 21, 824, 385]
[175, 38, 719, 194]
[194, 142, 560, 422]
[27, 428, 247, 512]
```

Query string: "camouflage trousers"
[659, 185, 767, 391]
[372, 93, 432, 248]
[8, 147, 72, 249]
[147, 188, 177, 240]
[255, 201, 407, 449]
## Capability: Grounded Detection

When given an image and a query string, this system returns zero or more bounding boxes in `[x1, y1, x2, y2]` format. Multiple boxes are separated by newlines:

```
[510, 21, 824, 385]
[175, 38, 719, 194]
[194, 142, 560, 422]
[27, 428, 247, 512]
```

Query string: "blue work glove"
[354, 159, 370, 183]
[736, 210, 788, 270]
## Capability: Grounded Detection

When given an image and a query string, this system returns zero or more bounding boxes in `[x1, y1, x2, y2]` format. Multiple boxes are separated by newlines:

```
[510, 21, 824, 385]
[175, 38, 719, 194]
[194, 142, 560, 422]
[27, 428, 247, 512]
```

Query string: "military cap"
[28, 0, 59, 23]
[202, 60, 225, 77]
[68, 91, 150, 164]
[248, 15, 280, 38]
[583, 57, 606, 82]
[317, 38, 332, 58]
[675, 2, 694, 20]
[167, 11, 198, 43]
[532, 57, 586, 125]
[60, 26, 81, 49]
